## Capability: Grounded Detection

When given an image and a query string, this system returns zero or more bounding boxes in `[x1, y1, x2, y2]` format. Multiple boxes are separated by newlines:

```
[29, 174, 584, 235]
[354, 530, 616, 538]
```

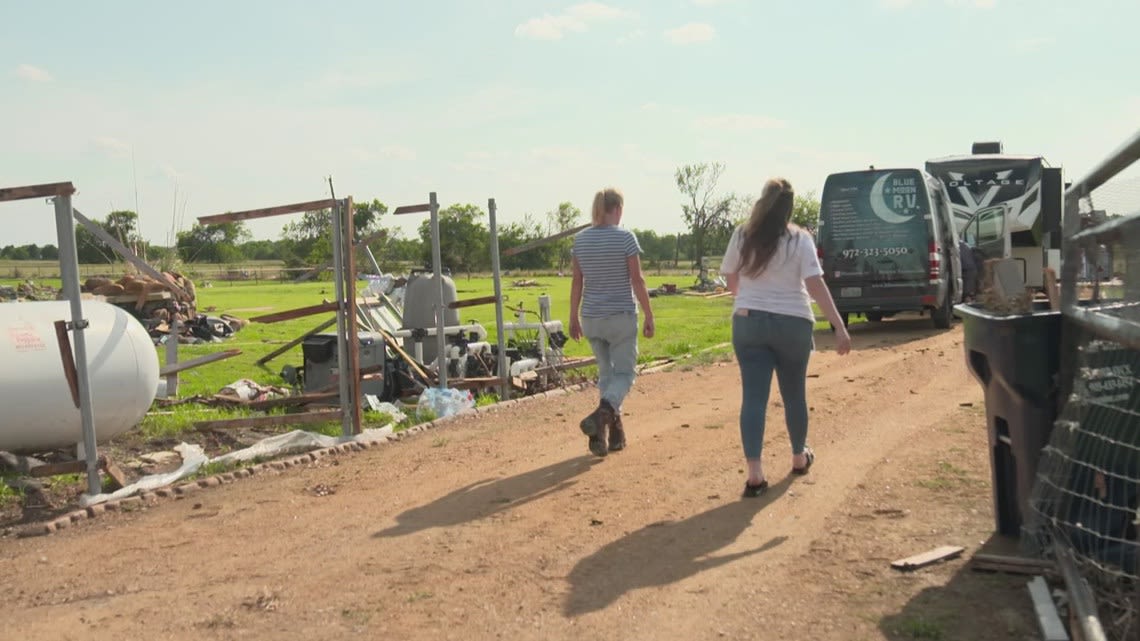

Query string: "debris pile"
[0, 280, 59, 302]
[80, 273, 246, 345]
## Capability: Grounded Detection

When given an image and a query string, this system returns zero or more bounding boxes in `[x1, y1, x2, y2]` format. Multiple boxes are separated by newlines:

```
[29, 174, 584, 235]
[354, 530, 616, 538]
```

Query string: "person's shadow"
[374, 456, 601, 538]
[564, 477, 793, 617]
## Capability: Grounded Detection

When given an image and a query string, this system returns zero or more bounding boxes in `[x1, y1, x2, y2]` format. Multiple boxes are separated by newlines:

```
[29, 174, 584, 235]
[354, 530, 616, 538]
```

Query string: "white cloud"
[515, 2, 636, 41]
[692, 0, 733, 5]
[884, 0, 995, 8]
[878, 0, 915, 8]
[694, 113, 786, 131]
[663, 23, 716, 45]
[15, 64, 53, 83]
[91, 136, 131, 158]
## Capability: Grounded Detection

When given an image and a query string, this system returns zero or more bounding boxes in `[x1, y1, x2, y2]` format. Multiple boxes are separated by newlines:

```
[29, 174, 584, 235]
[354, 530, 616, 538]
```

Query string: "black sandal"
[792, 447, 815, 475]
[742, 480, 769, 498]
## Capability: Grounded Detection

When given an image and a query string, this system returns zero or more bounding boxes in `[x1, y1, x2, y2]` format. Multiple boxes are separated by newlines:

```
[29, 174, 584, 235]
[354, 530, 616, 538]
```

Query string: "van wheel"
[932, 293, 953, 329]
[830, 312, 850, 332]
[865, 312, 884, 323]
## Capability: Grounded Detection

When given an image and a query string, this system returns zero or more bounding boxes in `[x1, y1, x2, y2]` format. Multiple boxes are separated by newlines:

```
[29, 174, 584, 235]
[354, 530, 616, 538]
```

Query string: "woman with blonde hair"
[569, 187, 655, 457]
[720, 177, 851, 497]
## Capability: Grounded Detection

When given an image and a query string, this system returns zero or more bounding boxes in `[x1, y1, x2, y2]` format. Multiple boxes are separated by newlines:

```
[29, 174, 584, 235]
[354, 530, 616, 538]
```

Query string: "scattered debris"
[307, 484, 336, 497]
[0, 280, 58, 301]
[511, 279, 543, 288]
[890, 545, 965, 571]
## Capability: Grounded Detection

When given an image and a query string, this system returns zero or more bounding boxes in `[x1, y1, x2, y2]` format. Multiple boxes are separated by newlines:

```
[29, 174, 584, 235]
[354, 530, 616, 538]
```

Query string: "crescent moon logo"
[870, 172, 916, 225]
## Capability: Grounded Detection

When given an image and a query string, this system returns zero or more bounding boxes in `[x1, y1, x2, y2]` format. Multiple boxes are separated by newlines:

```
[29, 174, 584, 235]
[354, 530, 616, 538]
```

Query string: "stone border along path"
[13, 383, 594, 539]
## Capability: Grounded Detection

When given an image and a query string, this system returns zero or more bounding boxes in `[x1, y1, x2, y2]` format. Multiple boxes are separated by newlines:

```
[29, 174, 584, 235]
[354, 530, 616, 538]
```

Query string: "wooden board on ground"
[101, 291, 172, 304]
[251, 302, 338, 324]
[971, 553, 1056, 575]
[194, 409, 342, 431]
[890, 545, 965, 571]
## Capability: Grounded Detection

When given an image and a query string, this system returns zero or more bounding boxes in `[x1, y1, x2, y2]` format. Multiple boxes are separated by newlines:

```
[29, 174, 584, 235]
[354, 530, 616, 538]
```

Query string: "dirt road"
[0, 320, 1039, 641]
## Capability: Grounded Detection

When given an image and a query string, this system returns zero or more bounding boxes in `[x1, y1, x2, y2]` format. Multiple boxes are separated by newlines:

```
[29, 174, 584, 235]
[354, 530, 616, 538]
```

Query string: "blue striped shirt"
[572, 225, 642, 317]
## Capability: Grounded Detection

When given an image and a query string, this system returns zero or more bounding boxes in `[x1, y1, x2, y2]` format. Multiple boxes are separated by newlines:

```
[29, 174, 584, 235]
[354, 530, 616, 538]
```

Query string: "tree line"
[2, 162, 821, 274]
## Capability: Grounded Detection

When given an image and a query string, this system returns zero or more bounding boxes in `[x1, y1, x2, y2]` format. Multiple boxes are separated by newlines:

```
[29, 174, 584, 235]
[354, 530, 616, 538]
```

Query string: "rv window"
[975, 207, 1004, 244]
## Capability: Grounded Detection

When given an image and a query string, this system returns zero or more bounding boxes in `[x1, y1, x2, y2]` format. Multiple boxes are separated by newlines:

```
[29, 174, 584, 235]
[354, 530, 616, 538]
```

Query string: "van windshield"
[820, 170, 931, 282]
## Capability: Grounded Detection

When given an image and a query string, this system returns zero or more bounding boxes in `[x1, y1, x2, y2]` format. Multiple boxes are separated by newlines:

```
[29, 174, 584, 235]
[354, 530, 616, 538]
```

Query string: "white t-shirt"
[719, 226, 823, 322]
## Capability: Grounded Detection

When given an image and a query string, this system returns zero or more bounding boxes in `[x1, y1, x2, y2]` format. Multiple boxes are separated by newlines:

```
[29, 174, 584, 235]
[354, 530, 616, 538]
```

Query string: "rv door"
[963, 203, 1009, 262]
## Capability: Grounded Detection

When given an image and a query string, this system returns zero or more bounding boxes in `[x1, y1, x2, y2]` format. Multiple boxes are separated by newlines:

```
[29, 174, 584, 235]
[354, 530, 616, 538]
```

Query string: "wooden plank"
[194, 410, 343, 431]
[343, 196, 363, 436]
[245, 392, 339, 411]
[533, 357, 598, 376]
[72, 209, 192, 300]
[101, 457, 128, 491]
[165, 318, 181, 398]
[378, 327, 431, 383]
[53, 320, 81, 409]
[971, 553, 1056, 575]
[0, 181, 75, 202]
[197, 198, 335, 225]
[1027, 576, 1070, 641]
[256, 317, 338, 365]
[159, 349, 242, 377]
[29, 459, 87, 478]
[250, 302, 338, 324]
[502, 223, 589, 257]
[393, 203, 431, 215]
[890, 545, 965, 572]
[102, 291, 171, 304]
[449, 295, 499, 310]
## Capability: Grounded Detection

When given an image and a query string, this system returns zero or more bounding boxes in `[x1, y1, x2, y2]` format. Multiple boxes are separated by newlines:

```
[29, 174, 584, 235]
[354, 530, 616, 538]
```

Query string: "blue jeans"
[731, 310, 814, 460]
[582, 312, 638, 411]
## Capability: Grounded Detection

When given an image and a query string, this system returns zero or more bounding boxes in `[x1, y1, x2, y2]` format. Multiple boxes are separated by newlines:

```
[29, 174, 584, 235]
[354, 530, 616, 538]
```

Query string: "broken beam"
[393, 203, 431, 215]
[250, 302, 338, 324]
[449, 295, 499, 310]
[256, 317, 338, 365]
[194, 410, 343, 431]
[198, 198, 336, 225]
[73, 209, 192, 300]
[159, 349, 242, 377]
[502, 224, 589, 257]
[0, 181, 75, 202]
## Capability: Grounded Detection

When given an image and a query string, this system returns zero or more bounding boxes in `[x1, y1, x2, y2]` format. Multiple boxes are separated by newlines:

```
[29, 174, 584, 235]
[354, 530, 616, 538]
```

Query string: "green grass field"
[3, 273, 838, 440]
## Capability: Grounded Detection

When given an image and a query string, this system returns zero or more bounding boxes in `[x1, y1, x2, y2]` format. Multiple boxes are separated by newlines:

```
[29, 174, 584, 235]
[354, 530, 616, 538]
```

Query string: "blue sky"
[1, 0, 1137, 247]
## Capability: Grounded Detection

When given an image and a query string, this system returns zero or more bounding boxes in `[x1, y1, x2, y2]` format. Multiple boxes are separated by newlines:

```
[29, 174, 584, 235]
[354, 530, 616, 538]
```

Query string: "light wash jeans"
[731, 309, 814, 460]
[582, 312, 639, 411]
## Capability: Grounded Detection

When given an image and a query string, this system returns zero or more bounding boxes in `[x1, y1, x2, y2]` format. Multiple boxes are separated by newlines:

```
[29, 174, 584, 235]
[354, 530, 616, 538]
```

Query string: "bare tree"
[675, 162, 738, 267]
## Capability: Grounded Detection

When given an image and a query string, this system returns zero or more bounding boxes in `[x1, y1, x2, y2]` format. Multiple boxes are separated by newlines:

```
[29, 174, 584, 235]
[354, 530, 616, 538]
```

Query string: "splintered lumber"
[971, 553, 1056, 575]
[256, 317, 338, 365]
[53, 320, 80, 409]
[1027, 576, 1070, 641]
[393, 203, 431, 215]
[890, 545, 965, 572]
[159, 349, 242, 377]
[251, 302, 338, 324]
[377, 328, 431, 383]
[502, 224, 589, 257]
[197, 198, 336, 225]
[244, 392, 339, 411]
[29, 455, 124, 486]
[72, 209, 193, 300]
[449, 376, 504, 390]
[449, 295, 499, 310]
[0, 181, 75, 202]
[194, 409, 343, 431]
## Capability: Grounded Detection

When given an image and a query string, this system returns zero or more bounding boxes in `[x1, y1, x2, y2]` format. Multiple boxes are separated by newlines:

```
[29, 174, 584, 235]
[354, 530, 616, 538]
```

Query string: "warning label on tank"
[8, 324, 46, 352]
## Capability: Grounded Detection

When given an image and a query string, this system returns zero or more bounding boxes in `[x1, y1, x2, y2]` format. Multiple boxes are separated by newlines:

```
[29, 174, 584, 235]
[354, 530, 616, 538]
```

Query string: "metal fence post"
[53, 194, 101, 496]
[329, 199, 353, 436]
[487, 198, 510, 400]
[429, 192, 447, 388]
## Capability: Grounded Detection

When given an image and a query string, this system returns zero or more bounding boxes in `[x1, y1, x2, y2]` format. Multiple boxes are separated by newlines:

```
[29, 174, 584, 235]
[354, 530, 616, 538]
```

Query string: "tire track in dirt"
[0, 323, 976, 641]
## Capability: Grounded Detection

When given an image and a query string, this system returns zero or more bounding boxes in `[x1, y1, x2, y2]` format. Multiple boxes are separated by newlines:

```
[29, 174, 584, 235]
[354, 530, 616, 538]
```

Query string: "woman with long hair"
[569, 187, 655, 458]
[720, 178, 851, 497]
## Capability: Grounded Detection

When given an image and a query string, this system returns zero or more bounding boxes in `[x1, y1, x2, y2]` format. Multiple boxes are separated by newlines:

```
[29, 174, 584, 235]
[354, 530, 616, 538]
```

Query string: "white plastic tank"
[401, 272, 459, 365]
[0, 300, 159, 453]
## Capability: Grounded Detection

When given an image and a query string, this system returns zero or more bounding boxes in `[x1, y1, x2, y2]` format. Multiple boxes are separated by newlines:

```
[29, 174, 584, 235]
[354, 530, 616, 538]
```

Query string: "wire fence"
[1028, 131, 1140, 641]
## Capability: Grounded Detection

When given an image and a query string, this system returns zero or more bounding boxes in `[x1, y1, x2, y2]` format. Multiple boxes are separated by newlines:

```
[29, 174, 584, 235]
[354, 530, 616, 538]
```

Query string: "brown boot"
[608, 412, 626, 452]
[581, 400, 615, 457]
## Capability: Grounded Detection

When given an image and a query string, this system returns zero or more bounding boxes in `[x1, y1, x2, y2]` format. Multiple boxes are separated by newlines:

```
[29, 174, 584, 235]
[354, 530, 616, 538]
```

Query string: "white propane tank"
[0, 300, 159, 453]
